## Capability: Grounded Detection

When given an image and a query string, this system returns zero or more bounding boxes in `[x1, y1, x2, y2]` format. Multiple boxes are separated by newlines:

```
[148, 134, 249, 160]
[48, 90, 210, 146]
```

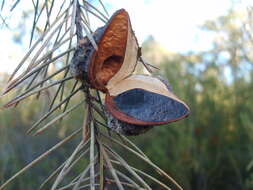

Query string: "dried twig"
[1, 2, 183, 190]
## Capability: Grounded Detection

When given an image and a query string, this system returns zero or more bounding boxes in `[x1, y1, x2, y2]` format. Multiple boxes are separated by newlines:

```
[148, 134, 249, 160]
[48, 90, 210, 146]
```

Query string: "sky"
[0, 0, 251, 73]
[105, 0, 232, 52]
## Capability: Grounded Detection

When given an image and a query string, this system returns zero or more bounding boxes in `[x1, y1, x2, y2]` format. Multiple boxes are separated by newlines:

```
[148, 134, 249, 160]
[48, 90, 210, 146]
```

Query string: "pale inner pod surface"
[105, 75, 190, 125]
[104, 17, 139, 91]
[108, 75, 187, 106]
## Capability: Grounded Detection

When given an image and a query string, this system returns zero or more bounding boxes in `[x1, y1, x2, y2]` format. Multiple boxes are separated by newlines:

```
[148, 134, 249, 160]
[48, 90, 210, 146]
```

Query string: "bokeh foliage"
[1, 4, 253, 190]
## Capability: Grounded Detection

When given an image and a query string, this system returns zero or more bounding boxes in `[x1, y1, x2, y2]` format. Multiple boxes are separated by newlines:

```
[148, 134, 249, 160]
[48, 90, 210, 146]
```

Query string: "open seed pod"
[71, 9, 190, 135]
[70, 9, 138, 92]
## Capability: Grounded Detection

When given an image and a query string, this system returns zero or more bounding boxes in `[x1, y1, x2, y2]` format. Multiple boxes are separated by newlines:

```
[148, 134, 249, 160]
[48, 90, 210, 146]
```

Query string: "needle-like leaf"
[51, 141, 84, 190]
[101, 133, 183, 190]
[29, 0, 39, 47]
[101, 147, 125, 190]
[0, 128, 81, 190]
[118, 134, 149, 159]
[111, 160, 171, 190]
[1, 0, 5, 11]
[70, 0, 78, 37]
[59, 173, 98, 190]
[33, 99, 85, 136]
[81, 5, 107, 24]
[4, 76, 73, 108]
[99, 142, 104, 190]
[27, 85, 81, 134]
[62, 80, 79, 113]
[72, 163, 93, 190]
[82, 1, 108, 21]
[89, 121, 96, 190]
[115, 170, 142, 189]
[27, 16, 71, 72]
[98, 0, 109, 17]
[7, 8, 69, 83]
[3, 49, 73, 95]
[10, 0, 20, 11]
[39, 160, 67, 190]
[104, 144, 151, 190]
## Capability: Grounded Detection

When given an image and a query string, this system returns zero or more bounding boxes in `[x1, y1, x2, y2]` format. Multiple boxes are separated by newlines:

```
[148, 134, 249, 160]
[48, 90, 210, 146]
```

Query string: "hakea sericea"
[70, 9, 190, 135]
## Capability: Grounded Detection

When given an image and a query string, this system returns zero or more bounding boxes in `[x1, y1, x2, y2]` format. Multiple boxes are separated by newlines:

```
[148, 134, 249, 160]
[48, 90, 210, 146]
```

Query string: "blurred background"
[1, 0, 253, 189]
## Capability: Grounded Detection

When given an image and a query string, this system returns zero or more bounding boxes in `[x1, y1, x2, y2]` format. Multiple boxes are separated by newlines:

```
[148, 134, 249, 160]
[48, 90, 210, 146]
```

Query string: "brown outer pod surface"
[88, 9, 129, 91]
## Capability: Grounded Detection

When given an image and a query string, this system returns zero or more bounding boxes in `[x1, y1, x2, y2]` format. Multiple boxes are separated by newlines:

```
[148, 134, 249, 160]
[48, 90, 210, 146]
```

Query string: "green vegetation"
[1, 6, 253, 190]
